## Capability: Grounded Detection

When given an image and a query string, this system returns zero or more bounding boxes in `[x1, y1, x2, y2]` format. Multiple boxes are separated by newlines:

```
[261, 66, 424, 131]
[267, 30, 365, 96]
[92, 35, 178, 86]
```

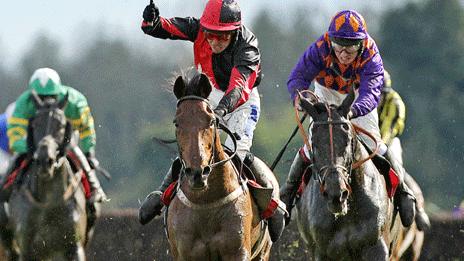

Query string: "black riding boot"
[244, 153, 286, 243]
[404, 173, 431, 231]
[138, 158, 181, 225]
[279, 150, 311, 225]
[385, 149, 416, 227]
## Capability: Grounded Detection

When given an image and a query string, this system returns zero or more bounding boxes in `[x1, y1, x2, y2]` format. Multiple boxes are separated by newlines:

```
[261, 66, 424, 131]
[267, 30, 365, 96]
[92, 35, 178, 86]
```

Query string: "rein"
[294, 90, 379, 192]
[175, 95, 244, 209]
[24, 101, 84, 207]
[23, 156, 81, 207]
[294, 90, 378, 170]
[177, 95, 238, 169]
[312, 102, 353, 192]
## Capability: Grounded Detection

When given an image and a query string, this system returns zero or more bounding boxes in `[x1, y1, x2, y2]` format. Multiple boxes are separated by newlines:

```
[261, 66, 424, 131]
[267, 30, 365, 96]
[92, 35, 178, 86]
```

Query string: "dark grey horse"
[8, 93, 87, 260]
[295, 92, 404, 261]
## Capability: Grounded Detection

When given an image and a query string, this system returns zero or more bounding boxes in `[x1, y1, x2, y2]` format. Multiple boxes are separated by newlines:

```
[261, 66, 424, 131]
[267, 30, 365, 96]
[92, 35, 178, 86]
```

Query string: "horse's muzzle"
[184, 167, 208, 190]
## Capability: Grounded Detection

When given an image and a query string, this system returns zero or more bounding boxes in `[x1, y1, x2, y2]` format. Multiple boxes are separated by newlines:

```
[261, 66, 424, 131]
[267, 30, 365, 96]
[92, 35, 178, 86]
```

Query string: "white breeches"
[208, 87, 260, 160]
[388, 137, 403, 165]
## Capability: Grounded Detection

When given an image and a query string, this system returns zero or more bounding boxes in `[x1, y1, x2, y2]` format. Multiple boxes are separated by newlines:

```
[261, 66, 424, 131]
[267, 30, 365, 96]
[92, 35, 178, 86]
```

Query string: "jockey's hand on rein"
[213, 108, 226, 126]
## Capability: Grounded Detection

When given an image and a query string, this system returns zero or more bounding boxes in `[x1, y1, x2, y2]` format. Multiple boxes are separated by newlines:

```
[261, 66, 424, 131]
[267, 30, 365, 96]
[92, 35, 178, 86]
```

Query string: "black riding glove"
[143, 3, 159, 23]
[213, 108, 226, 126]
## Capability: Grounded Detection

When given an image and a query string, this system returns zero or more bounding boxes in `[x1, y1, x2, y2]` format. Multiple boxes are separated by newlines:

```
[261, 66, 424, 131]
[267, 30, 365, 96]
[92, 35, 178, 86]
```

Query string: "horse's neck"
[352, 139, 382, 192]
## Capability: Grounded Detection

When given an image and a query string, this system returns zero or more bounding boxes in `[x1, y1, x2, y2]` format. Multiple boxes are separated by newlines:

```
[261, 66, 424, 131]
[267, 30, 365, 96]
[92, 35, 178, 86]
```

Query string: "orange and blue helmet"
[200, 0, 241, 32]
[328, 10, 368, 40]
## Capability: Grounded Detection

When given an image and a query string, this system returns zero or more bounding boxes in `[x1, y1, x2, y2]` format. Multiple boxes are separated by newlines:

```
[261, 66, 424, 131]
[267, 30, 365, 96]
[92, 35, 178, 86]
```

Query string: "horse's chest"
[307, 203, 385, 259]
[168, 197, 251, 255]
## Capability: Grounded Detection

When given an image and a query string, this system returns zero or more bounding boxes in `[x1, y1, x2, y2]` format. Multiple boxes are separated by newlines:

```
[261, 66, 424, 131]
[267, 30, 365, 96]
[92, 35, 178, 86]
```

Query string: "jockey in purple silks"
[280, 10, 422, 229]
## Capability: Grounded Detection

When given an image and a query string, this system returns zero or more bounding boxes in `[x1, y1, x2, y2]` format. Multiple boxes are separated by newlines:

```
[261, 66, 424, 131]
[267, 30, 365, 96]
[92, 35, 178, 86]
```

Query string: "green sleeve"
[64, 87, 96, 153]
[7, 91, 35, 154]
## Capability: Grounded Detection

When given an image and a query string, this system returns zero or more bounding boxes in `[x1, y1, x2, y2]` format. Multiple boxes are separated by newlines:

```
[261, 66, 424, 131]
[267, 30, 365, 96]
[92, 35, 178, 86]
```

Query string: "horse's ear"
[173, 76, 186, 99]
[338, 88, 355, 117]
[298, 92, 318, 119]
[198, 73, 212, 99]
[30, 89, 44, 108]
[58, 92, 69, 109]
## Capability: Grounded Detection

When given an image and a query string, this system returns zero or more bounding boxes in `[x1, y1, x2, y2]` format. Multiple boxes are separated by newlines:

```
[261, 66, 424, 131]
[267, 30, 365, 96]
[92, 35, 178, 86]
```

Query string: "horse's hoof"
[415, 209, 431, 231]
[138, 191, 163, 225]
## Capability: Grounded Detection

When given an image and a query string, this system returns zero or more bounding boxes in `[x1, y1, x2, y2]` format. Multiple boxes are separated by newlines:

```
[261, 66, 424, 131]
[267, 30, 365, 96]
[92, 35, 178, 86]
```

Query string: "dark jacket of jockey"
[141, 17, 262, 113]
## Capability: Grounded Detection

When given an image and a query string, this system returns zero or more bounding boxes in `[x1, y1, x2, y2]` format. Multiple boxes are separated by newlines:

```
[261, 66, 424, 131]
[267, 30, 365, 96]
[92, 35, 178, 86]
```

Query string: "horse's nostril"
[322, 191, 329, 198]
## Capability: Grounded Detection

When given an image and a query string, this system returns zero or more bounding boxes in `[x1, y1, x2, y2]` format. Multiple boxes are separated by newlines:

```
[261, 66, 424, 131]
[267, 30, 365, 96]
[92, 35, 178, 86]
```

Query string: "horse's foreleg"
[360, 238, 388, 261]
[0, 225, 19, 261]
[64, 242, 85, 261]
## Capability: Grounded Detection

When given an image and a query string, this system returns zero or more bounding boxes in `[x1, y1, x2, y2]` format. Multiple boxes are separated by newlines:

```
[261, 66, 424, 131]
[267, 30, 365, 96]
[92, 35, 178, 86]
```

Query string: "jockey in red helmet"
[200, 0, 241, 31]
[139, 0, 286, 242]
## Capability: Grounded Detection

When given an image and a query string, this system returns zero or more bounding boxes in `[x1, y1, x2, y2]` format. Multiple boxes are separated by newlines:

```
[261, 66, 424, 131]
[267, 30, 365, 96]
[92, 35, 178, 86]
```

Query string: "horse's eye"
[173, 119, 179, 128]
[342, 123, 350, 131]
[210, 119, 215, 127]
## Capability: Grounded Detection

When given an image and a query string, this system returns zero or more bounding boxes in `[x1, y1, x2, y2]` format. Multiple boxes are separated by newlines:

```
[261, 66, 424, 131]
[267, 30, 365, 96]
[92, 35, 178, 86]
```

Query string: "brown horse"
[165, 71, 271, 260]
[295, 91, 421, 261]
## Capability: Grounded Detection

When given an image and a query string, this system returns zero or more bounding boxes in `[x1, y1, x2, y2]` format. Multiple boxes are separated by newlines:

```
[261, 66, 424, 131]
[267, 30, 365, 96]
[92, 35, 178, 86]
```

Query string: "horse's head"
[173, 71, 218, 190]
[30, 91, 69, 178]
[299, 90, 356, 216]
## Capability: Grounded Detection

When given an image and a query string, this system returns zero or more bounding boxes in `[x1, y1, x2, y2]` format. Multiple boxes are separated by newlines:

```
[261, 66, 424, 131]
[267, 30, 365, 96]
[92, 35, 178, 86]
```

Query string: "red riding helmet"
[328, 10, 368, 40]
[200, 0, 241, 32]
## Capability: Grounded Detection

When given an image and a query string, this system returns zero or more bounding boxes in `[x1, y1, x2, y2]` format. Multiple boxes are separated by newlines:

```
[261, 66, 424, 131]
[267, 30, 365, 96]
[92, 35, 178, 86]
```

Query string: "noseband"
[310, 104, 354, 193]
[176, 95, 238, 173]
[174, 95, 246, 210]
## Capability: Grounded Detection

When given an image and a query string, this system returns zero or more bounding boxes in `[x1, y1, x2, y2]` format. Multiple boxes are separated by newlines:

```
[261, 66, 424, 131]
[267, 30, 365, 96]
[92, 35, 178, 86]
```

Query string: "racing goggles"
[331, 41, 361, 54]
[203, 31, 233, 41]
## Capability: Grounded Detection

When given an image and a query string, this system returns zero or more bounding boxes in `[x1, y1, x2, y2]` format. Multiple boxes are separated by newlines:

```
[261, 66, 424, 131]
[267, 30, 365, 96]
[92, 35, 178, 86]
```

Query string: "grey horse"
[8, 94, 88, 260]
[295, 91, 406, 261]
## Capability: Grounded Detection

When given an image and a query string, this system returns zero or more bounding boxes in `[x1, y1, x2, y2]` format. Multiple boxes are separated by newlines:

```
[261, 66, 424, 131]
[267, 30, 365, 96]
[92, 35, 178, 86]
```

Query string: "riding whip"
[270, 114, 307, 171]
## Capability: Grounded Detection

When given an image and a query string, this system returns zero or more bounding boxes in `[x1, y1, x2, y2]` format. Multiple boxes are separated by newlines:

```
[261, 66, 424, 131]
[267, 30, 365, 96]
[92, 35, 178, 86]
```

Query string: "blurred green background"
[0, 0, 462, 213]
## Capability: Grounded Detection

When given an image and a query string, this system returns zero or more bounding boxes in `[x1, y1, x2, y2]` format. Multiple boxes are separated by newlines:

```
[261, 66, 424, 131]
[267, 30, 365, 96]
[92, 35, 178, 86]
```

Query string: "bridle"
[310, 103, 355, 193]
[26, 93, 82, 206]
[176, 95, 238, 175]
[294, 90, 379, 193]
[174, 95, 246, 210]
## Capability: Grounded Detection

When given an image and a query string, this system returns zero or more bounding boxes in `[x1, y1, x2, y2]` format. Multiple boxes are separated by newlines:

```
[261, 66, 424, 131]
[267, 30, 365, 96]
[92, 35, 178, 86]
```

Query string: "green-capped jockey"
[7, 68, 96, 154]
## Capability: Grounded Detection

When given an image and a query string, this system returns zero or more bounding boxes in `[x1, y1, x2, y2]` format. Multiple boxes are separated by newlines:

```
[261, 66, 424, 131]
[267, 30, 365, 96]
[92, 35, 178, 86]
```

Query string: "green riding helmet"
[28, 67, 63, 95]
